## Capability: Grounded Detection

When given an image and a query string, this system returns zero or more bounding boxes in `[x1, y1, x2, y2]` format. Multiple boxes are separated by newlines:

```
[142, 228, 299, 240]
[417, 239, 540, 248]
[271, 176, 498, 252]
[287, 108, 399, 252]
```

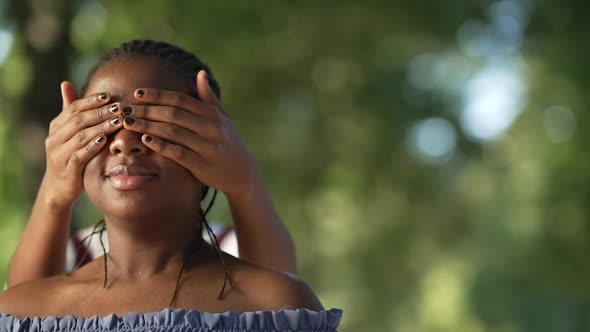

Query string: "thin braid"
[90, 190, 227, 300]
[203, 215, 235, 300]
[98, 221, 108, 288]
[200, 189, 235, 299]
[169, 188, 229, 306]
[73, 219, 106, 270]
[203, 188, 218, 216]
[169, 234, 205, 307]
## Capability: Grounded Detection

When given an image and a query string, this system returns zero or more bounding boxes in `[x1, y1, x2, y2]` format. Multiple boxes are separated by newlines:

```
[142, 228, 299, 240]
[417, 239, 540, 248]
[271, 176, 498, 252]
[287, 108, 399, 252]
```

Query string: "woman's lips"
[107, 174, 156, 190]
[105, 164, 158, 190]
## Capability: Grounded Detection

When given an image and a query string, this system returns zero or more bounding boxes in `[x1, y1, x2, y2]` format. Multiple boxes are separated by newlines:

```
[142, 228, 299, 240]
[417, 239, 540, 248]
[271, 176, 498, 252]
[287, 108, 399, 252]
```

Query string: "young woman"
[7, 39, 298, 286]
[0, 40, 342, 331]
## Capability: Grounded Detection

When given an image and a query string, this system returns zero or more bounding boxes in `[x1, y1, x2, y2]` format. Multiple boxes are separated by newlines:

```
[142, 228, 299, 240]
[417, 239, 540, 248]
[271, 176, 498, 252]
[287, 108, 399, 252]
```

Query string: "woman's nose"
[108, 128, 148, 155]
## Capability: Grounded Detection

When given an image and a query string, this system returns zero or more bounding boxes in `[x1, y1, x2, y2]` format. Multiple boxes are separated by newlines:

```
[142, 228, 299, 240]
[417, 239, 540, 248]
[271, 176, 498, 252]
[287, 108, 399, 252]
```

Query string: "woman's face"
[83, 58, 201, 220]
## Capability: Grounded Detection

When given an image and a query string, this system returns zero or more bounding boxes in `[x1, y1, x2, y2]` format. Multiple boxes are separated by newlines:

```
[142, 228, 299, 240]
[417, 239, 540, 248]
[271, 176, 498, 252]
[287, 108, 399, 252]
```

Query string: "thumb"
[60, 81, 78, 108]
[196, 70, 223, 110]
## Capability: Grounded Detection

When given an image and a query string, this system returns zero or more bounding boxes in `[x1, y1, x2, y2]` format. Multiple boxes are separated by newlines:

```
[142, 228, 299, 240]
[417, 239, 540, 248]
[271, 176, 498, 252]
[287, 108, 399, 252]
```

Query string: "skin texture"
[7, 60, 297, 288]
[0, 58, 321, 317]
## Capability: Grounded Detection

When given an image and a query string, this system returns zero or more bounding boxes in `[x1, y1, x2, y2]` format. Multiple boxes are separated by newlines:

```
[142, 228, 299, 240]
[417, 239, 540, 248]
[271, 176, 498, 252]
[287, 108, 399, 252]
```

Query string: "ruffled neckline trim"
[0, 307, 343, 331]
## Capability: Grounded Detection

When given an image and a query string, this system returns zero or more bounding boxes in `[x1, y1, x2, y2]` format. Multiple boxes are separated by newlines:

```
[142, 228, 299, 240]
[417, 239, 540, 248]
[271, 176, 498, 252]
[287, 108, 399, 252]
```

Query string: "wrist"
[225, 171, 268, 204]
[38, 177, 75, 213]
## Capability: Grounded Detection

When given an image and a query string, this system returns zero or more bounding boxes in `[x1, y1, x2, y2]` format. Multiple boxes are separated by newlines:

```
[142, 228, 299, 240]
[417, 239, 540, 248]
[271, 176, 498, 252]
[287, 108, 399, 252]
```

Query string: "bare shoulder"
[0, 259, 104, 318]
[0, 275, 90, 318]
[228, 256, 324, 312]
[0, 275, 75, 318]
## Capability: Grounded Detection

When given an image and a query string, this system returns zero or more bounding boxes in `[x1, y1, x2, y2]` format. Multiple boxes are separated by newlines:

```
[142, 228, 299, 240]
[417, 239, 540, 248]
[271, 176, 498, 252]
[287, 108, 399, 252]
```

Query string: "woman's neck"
[103, 212, 202, 279]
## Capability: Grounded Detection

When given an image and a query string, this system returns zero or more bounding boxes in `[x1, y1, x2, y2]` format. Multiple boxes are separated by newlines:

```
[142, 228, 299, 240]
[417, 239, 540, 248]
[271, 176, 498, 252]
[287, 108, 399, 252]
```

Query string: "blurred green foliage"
[1, 0, 589, 331]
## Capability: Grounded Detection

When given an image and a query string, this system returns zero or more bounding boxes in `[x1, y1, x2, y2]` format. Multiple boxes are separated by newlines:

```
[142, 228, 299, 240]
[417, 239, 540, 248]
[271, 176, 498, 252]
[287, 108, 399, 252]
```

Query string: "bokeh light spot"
[543, 105, 576, 143]
[407, 117, 457, 163]
[26, 13, 60, 51]
[70, 2, 108, 51]
[1, 54, 33, 97]
[460, 62, 525, 142]
[0, 29, 14, 66]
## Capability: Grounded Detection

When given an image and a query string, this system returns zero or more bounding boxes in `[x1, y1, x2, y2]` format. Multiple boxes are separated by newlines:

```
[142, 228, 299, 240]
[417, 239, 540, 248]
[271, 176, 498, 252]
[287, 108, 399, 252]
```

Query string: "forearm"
[7, 178, 71, 287]
[226, 174, 296, 274]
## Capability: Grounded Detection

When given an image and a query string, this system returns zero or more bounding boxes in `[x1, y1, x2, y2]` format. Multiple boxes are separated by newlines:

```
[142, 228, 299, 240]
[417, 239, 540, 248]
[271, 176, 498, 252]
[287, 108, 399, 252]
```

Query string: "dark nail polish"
[99, 92, 108, 100]
[145, 135, 153, 143]
[109, 104, 119, 113]
[110, 116, 120, 125]
[125, 117, 136, 125]
[95, 135, 105, 143]
[123, 107, 133, 115]
[137, 89, 145, 97]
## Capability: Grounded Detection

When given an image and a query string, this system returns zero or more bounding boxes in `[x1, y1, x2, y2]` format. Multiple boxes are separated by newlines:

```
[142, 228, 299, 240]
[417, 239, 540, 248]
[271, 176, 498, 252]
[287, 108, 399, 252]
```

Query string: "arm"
[6, 83, 124, 287]
[193, 71, 296, 272]
[7, 180, 71, 286]
[226, 172, 297, 274]
[125, 70, 297, 273]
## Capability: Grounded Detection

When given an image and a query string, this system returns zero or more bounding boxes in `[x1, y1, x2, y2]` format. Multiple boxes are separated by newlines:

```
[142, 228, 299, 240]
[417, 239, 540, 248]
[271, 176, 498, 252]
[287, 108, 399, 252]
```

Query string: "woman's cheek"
[83, 154, 105, 191]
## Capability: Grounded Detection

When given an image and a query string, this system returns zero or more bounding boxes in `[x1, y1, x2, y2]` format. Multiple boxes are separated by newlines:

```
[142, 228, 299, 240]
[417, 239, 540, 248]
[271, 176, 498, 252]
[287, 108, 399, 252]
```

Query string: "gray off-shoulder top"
[0, 308, 342, 332]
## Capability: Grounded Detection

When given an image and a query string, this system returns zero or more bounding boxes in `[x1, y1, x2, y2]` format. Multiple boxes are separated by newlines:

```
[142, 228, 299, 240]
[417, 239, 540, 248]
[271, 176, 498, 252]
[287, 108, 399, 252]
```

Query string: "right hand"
[42, 81, 123, 208]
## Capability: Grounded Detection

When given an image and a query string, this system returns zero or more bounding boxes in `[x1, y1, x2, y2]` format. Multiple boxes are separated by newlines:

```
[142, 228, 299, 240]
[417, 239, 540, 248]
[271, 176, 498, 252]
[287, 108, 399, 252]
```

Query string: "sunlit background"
[1, 1, 588, 331]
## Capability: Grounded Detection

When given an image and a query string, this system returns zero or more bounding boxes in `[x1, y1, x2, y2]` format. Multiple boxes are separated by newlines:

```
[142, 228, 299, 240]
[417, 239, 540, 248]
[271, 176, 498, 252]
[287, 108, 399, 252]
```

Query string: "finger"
[133, 88, 216, 118]
[67, 134, 108, 173]
[123, 104, 217, 137]
[64, 115, 123, 152]
[61, 81, 78, 108]
[52, 81, 81, 135]
[141, 134, 207, 179]
[196, 70, 224, 111]
[66, 91, 111, 114]
[56, 103, 122, 142]
[122, 117, 210, 154]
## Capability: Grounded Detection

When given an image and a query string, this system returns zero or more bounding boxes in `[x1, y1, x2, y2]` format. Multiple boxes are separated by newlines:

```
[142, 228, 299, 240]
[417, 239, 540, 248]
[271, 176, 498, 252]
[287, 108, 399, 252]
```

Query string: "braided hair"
[80, 39, 220, 99]
[75, 39, 234, 305]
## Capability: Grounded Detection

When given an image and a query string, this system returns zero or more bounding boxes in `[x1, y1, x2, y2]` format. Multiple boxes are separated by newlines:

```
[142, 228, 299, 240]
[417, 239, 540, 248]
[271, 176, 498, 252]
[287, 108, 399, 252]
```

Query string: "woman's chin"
[104, 210, 154, 222]
[100, 199, 164, 222]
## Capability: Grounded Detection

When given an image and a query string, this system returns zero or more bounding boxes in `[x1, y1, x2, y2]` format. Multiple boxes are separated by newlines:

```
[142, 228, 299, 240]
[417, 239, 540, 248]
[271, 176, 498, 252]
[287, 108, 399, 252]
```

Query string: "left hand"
[122, 70, 261, 199]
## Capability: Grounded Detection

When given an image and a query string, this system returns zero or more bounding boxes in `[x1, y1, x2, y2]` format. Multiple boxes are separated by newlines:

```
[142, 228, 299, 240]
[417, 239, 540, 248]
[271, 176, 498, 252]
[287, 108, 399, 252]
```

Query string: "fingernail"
[124, 117, 136, 125]
[145, 135, 153, 143]
[109, 104, 119, 113]
[136, 89, 145, 98]
[99, 92, 108, 100]
[123, 106, 133, 115]
[95, 135, 105, 143]
[110, 116, 120, 125]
